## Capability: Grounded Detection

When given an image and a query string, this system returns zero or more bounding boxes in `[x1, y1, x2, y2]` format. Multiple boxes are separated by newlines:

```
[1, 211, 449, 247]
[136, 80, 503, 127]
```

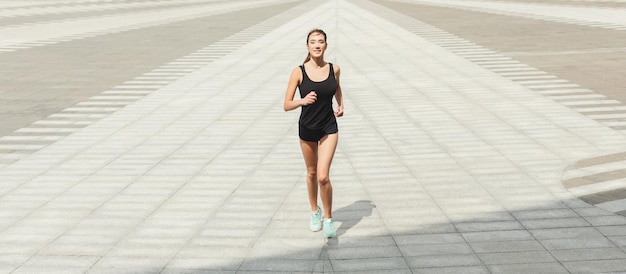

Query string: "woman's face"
[307, 32, 327, 59]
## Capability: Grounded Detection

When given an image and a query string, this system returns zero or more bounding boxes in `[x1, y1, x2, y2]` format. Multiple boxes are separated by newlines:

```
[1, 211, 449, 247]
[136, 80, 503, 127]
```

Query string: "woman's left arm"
[334, 64, 344, 117]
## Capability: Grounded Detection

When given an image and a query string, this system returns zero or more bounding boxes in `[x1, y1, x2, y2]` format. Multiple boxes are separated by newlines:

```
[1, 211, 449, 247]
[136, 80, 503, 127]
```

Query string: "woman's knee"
[307, 169, 317, 180]
[317, 174, 331, 185]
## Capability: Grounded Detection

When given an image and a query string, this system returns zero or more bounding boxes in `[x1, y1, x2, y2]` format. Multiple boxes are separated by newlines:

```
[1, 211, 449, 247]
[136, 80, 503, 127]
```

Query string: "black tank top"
[298, 63, 337, 129]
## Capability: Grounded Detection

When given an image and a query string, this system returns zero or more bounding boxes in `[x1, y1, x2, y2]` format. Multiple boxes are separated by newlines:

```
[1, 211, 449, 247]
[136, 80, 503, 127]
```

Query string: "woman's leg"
[300, 139, 319, 211]
[317, 133, 338, 219]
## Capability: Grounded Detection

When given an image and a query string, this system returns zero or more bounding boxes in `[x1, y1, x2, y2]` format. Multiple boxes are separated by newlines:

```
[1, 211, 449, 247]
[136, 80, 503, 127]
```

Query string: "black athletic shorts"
[299, 122, 338, 142]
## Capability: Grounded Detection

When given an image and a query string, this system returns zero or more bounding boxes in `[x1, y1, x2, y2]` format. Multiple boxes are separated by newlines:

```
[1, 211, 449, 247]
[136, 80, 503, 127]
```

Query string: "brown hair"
[303, 29, 327, 64]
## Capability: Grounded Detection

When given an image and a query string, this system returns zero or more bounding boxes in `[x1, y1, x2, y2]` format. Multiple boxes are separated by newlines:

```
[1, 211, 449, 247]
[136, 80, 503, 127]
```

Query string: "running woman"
[283, 29, 344, 238]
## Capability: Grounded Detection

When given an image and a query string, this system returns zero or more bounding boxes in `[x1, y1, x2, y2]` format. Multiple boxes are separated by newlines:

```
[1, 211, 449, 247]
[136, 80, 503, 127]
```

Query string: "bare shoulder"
[332, 63, 341, 76]
[290, 66, 303, 82]
[292, 66, 303, 75]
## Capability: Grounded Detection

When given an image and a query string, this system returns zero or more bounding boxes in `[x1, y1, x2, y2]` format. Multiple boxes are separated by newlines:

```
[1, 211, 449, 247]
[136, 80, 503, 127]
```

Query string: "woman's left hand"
[334, 105, 343, 117]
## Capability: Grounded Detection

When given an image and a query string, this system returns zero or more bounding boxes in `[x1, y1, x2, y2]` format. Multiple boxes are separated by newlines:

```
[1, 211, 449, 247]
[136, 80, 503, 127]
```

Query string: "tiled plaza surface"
[1, 0, 626, 273]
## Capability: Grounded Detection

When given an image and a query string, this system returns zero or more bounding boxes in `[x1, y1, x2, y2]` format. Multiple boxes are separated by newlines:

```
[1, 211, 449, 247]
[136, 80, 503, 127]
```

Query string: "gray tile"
[324, 257, 410, 272]
[389, 224, 458, 235]
[478, 251, 555, 265]
[585, 216, 626, 226]
[551, 247, 626, 261]
[330, 270, 411, 274]
[91, 256, 169, 270]
[39, 243, 111, 256]
[162, 258, 242, 272]
[20, 255, 99, 269]
[411, 266, 489, 274]
[563, 259, 626, 273]
[162, 270, 235, 274]
[530, 227, 604, 239]
[172, 245, 250, 259]
[394, 234, 465, 246]
[0, 266, 18, 273]
[327, 246, 402, 259]
[598, 225, 626, 236]
[88, 267, 167, 274]
[238, 259, 318, 272]
[488, 262, 569, 274]
[462, 230, 534, 243]
[610, 235, 626, 247]
[330, 236, 396, 247]
[540, 237, 617, 250]
[574, 207, 617, 217]
[12, 266, 87, 274]
[520, 217, 590, 229]
[469, 240, 546, 253]
[454, 221, 524, 232]
[399, 243, 474, 257]
[405, 254, 483, 268]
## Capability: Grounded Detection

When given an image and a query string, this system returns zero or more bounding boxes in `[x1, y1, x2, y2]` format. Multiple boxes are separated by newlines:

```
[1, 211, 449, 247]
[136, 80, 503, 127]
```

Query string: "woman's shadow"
[327, 200, 376, 245]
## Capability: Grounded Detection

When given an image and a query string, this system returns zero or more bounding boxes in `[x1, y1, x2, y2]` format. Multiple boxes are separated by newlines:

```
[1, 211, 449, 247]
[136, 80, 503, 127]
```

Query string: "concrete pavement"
[1, 0, 626, 273]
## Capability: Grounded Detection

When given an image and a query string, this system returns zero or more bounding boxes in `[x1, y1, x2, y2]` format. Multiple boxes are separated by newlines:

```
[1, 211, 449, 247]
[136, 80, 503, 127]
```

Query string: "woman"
[283, 29, 343, 238]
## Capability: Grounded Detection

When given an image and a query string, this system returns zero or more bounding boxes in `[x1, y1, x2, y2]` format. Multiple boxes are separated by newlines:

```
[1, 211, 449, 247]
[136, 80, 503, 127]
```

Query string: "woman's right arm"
[284, 67, 304, 111]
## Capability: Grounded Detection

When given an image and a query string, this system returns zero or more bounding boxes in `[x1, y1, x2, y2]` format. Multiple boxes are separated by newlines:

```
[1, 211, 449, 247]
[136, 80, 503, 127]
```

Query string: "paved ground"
[1, 0, 626, 273]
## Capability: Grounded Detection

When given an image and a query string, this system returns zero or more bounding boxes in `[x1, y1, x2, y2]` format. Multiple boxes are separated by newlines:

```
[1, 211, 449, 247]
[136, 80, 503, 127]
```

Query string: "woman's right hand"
[300, 91, 317, 106]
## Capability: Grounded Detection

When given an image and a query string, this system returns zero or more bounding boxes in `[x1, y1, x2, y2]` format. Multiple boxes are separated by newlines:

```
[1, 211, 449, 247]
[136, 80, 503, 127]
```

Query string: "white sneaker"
[324, 218, 336, 238]
[310, 206, 322, 232]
